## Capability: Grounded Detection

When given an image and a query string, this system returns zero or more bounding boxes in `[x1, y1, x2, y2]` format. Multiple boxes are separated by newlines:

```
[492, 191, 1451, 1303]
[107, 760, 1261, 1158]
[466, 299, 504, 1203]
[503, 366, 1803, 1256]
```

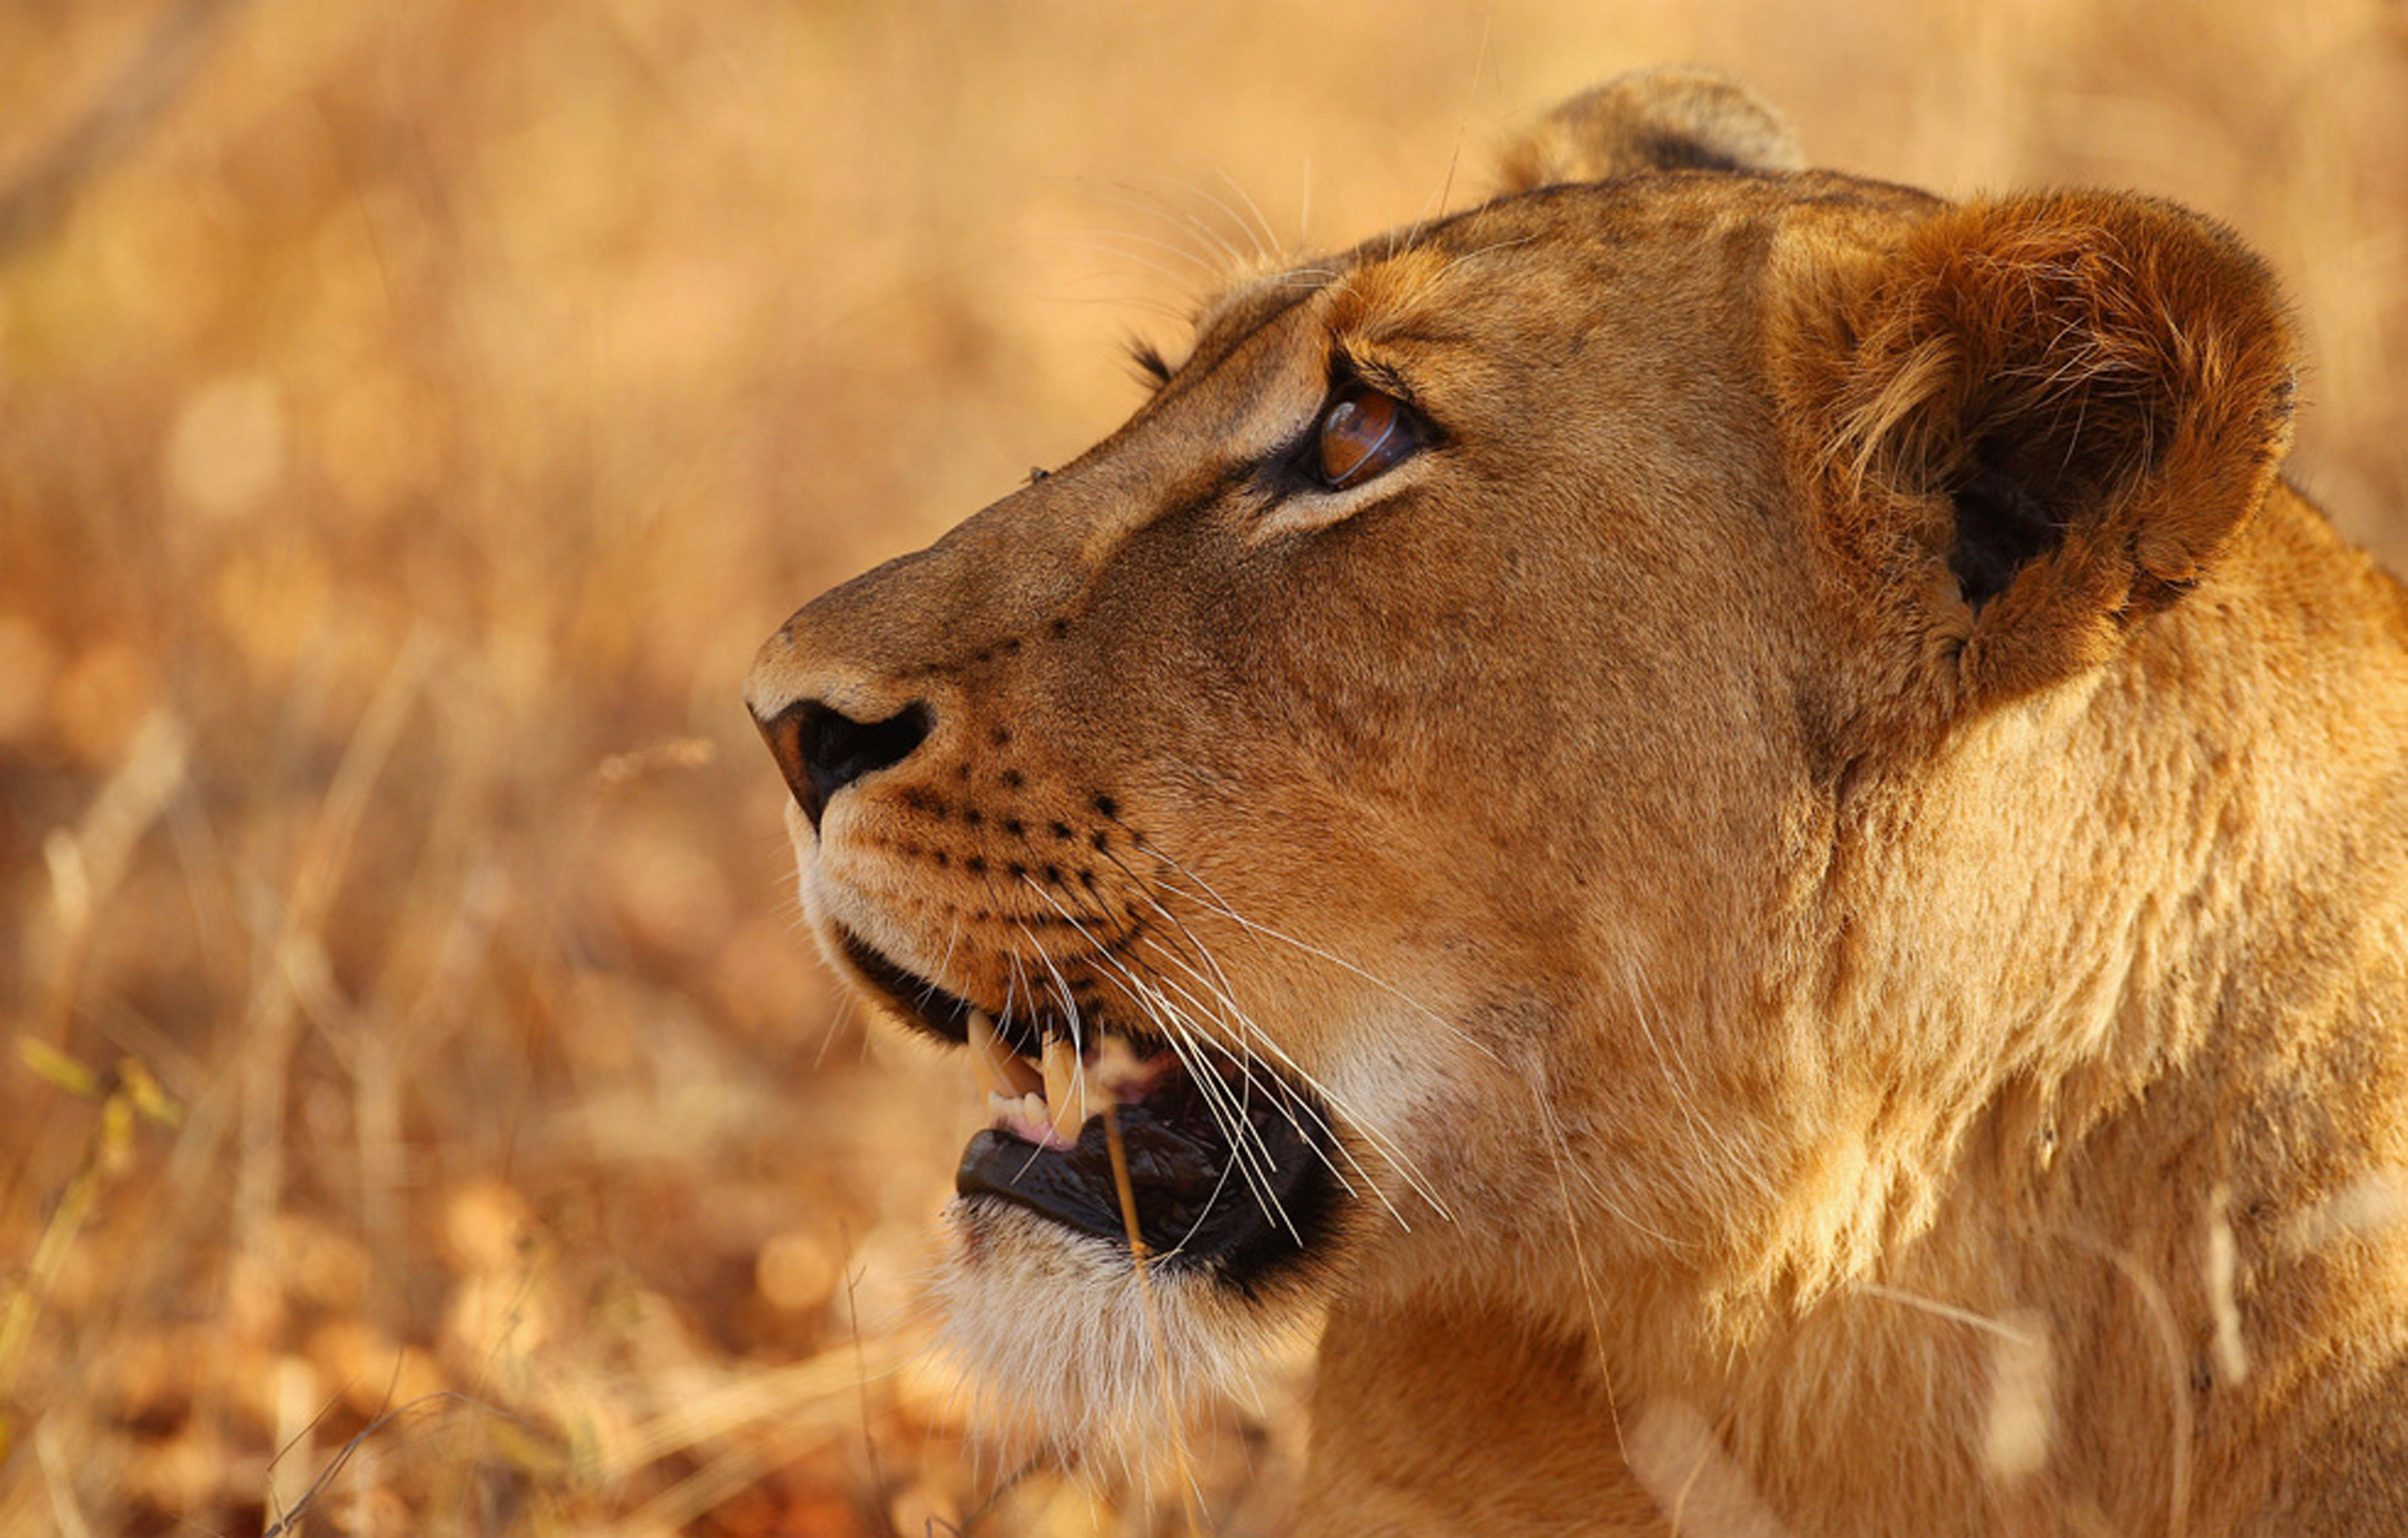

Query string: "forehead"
[1178, 170, 1933, 367]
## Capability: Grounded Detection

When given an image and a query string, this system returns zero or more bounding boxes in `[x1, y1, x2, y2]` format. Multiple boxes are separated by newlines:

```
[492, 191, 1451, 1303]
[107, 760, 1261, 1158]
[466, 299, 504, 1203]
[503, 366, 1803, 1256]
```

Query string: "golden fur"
[748, 71, 2408, 1534]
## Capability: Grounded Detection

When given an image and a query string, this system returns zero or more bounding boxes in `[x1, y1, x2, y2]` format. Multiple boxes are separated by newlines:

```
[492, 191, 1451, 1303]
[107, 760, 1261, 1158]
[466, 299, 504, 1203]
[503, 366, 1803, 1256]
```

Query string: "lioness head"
[748, 67, 2321, 1480]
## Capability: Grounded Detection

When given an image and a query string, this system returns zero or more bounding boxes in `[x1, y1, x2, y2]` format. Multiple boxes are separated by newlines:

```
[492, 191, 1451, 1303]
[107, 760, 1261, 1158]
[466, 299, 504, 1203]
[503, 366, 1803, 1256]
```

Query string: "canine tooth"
[969, 1012, 1010, 1098]
[1051, 1097, 1085, 1144]
[1043, 1036, 1087, 1142]
[1004, 1050, 1041, 1096]
[969, 1011, 1043, 1098]
[1040, 1035, 1069, 1110]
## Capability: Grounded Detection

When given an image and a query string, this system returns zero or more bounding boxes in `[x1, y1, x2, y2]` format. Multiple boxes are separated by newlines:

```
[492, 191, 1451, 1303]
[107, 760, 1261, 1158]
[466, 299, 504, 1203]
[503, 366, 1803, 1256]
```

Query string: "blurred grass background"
[0, 1, 2400, 1533]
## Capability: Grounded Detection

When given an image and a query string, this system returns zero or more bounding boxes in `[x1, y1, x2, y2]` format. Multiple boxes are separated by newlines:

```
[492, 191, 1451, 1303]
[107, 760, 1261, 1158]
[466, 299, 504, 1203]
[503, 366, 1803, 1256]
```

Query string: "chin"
[932, 1198, 1325, 1462]
[811, 913, 1354, 1454]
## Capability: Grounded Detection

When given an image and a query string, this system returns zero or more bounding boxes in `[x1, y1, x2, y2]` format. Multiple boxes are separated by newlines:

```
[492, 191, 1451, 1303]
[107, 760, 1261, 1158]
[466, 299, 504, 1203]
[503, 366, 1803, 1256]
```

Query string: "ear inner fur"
[1779, 191, 2299, 720]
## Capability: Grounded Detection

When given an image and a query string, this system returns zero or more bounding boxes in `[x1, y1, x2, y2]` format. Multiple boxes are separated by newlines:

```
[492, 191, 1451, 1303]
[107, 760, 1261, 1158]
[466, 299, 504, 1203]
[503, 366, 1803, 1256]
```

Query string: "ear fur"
[1781, 192, 2298, 716]
[1498, 69, 1803, 192]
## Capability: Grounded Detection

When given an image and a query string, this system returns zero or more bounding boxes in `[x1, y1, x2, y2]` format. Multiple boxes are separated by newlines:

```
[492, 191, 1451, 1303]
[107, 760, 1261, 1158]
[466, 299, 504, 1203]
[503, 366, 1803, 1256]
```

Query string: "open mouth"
[836, 928, 1341, 1283]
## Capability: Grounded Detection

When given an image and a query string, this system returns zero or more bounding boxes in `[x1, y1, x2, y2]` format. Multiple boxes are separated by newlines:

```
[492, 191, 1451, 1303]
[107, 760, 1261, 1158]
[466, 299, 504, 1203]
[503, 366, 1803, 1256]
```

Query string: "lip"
[831, 923, 1345, 1280]
[834, 926, 978, 1043]
[957, 1061, 1336, 1272]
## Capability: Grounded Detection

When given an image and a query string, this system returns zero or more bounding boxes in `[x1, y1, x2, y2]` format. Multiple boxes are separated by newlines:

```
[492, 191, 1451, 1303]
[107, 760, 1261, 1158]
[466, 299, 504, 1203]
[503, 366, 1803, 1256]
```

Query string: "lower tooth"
[1052, 1105, 1083, 1143]
[986, 1087, 1077, 1145]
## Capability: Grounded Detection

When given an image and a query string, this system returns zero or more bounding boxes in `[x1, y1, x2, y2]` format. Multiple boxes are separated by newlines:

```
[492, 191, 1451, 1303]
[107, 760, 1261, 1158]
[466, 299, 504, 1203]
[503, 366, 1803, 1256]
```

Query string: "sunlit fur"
[933, 1202, 1309, 1465]
[751, 70, 2408, 1535]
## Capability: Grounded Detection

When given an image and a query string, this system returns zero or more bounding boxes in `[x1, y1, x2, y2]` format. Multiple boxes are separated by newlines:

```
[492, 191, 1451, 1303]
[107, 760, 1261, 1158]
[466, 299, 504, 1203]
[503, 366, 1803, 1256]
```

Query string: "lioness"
[748, 71, 2408, 1535]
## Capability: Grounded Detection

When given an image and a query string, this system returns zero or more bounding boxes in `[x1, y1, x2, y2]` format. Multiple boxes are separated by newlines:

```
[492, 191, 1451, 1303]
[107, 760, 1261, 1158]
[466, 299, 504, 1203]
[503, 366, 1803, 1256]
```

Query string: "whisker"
[1529, 1070, 1685, 1249]
[1125, 171, 1275, 269]
[1529, 1074, 1637, 1468]
[1012, 877, 1293, 1222]
[1123, 832, 1497, 1063]
[1065, 222, 1226, 276]
[1214, 165, 1287, 267]
[1066, 179, 1244, 275]
[1102, 176, 1251, 272]
[1430, 231, 1540, 284]
[1050, 236, 1209, 301]
[813, 989, 860, 1071]
[1623, 955, 1768, 1204]
[1017, 922, 1086, 1053]
[1123, 934, 1402, 1215]
[1088, 856, 1450, 1217]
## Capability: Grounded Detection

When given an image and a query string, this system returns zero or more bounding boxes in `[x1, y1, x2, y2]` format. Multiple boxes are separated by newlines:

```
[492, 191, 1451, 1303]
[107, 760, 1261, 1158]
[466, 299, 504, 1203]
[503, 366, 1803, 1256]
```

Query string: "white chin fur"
[936, 1197, 1294, 1463]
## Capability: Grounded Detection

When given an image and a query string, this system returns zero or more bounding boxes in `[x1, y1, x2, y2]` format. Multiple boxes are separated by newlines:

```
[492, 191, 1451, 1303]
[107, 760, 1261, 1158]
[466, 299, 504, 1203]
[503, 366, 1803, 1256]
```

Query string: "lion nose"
[754, 697, 934, 831]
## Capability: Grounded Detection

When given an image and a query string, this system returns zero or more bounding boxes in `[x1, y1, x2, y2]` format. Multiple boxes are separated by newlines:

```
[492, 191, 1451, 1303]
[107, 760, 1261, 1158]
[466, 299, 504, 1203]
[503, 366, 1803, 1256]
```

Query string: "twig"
[1102, 1103, 1203, 1535]
[257, 1391, 520, 1538]
[842, 1221, 900, 1538]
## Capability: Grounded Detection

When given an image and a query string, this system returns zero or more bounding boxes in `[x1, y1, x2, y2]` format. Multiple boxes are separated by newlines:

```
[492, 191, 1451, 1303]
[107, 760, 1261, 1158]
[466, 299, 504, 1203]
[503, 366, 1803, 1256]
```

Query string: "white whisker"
[1214, 165, 1286, 267]
[1012, 877, 1294, 1223]
[1083, 852, 1439, 1212]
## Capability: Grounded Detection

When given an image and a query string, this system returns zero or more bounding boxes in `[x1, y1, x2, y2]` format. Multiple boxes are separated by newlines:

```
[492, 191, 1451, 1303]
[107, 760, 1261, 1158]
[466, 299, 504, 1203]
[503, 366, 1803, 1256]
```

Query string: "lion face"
[747, 73, 2303, 1457]
[746, 178, 1815, 1431]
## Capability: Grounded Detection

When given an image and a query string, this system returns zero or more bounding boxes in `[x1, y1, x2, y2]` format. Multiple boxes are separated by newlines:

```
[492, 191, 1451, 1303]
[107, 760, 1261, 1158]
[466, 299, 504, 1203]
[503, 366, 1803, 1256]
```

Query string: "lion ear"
[1788, 192, 2298, 712]
[1497, 69, 1803, 192]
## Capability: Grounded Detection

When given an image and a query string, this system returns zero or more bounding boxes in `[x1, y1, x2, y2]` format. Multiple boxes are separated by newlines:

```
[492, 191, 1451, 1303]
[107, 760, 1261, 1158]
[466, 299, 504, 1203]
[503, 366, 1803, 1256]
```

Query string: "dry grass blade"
[32, 711, 188, 1048]
[599, 1338, 916, 1481]
[258, 1392, 520, 1538]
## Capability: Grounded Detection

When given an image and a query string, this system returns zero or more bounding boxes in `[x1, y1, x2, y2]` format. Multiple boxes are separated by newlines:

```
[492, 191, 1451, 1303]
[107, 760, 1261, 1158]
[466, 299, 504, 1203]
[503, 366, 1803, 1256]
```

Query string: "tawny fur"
[750, 70, 2408, 1535]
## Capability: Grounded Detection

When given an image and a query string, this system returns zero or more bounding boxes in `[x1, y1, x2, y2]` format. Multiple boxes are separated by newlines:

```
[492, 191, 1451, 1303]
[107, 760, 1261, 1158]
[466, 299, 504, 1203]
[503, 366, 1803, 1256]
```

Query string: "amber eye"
[1316, 387, 1422, 490]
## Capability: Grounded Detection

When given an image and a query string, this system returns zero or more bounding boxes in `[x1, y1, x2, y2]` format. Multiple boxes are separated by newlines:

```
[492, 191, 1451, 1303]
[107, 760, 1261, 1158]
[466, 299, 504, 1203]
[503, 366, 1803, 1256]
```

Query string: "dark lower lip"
[835, 926, 977, 1043]
[831, 922, 1347, 1285]
[954, 1055, 1342, 1287]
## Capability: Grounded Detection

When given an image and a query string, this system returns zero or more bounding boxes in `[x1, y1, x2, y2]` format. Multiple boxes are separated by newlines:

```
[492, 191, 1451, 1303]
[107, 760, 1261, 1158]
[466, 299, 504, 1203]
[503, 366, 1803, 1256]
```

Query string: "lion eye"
[1316, 387, 1423, 490]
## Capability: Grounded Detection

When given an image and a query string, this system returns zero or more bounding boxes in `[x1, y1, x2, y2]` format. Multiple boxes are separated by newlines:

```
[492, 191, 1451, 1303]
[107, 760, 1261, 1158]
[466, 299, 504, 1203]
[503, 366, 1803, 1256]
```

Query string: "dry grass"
[0, 1, 2400, 1533]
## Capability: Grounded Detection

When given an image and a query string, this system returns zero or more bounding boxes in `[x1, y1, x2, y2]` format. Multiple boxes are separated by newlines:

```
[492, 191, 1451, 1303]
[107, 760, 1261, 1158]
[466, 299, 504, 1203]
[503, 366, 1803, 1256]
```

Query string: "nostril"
[759, 699, 934, 830]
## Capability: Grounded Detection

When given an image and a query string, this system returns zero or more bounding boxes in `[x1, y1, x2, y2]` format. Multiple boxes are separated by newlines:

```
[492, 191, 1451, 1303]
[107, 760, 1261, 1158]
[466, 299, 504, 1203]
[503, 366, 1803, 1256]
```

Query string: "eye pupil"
[1317, 388, 1416, 489]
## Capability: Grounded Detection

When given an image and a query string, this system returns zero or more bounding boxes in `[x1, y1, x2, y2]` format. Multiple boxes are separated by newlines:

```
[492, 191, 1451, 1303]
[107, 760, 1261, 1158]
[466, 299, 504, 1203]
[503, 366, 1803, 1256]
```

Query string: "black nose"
[755, 698, 934, 831]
